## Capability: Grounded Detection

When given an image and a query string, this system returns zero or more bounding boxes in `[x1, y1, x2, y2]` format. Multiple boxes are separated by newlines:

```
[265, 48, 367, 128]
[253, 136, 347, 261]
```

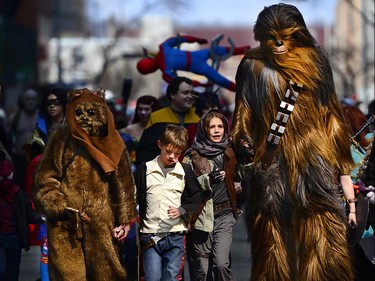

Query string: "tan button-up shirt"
[140, 157, 187, 234]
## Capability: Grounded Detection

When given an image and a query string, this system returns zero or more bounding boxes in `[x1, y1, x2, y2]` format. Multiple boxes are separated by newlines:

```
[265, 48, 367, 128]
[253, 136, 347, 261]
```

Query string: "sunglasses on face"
[46, 98, 62, 107]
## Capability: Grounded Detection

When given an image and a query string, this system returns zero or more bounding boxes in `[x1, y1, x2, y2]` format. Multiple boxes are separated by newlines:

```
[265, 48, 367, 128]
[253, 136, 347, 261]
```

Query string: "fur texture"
[33, 127, 136, 280]
[74, 101, 108, 137]
[232, 4, 354, 280]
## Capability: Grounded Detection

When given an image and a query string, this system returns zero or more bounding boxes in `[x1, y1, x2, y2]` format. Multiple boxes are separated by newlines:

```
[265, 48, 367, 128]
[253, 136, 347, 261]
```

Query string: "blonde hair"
[159, 124, 188, 151]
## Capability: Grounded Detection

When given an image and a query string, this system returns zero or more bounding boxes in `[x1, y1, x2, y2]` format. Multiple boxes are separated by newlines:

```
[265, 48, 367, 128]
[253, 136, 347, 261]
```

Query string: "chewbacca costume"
[33, 89, 136, 280]
[231, 4, 354, 281]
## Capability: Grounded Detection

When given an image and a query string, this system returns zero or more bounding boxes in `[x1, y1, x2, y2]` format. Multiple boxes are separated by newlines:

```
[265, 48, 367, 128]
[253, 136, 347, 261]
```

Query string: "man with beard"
[136, 76, 200, 164]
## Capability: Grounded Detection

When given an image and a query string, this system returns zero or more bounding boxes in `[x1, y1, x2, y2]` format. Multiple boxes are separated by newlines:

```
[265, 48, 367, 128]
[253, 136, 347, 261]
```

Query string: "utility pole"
[56, 0, 62, 86]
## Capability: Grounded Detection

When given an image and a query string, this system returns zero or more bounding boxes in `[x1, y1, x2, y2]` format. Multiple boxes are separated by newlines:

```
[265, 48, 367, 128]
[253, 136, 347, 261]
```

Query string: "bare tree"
[85, 0, 186, 87]
[330, 45, 374, 97]
[342, 0, 374, 25]
[329, 0, 374, 100]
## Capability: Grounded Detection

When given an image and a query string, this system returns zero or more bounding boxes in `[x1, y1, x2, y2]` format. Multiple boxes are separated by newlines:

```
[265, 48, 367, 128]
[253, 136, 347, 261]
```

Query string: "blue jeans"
[0, 233, 22, 281]
[141, 233, 185, 281]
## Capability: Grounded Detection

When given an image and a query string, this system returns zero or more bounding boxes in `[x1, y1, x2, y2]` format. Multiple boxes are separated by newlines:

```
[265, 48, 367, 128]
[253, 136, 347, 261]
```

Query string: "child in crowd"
[184, 109, 240, 280]
[134, 124, 202, 281]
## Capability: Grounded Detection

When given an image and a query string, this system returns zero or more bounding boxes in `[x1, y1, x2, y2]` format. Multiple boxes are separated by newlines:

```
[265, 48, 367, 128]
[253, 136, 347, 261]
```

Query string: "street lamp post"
[56, 0, 62, 86]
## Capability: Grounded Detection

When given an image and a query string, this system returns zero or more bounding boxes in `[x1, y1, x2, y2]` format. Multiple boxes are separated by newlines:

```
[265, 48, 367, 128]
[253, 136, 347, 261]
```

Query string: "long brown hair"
[232, 3, 353, 189]
[203, 110, 229, 137]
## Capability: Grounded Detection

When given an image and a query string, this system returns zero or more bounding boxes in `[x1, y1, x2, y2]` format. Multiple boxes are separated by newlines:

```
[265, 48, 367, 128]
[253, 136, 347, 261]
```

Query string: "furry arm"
[33, 128, 69, 220]
[108, 149, 137, 226]
[230, 58, 256, 165]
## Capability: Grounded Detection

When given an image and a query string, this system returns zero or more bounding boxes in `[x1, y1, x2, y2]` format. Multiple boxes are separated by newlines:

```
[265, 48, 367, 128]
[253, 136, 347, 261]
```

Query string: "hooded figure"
[33, 88, 136, 281]
[183, 109, 241, 280]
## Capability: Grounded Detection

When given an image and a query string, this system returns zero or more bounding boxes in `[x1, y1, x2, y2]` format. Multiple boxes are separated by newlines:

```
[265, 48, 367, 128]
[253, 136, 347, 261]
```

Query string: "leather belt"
[214, 201, 231, 212]
[140, 231, 185, 253]
[154, 231, 185, 236]
[261, 81, 302, 170]
[141, 237, 156, 253]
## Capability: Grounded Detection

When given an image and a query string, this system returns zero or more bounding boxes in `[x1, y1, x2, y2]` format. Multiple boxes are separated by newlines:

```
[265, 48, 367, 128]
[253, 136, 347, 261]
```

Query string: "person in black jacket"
[0, 153, 43, 281]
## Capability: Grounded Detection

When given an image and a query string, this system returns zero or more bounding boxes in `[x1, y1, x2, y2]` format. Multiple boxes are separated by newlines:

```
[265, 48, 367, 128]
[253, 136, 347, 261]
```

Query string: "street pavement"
[183, 214, 252, 280]
[19, 246, 40, 281]
[228, 215, 252, 280]
[19, 215, 252, 281]
[19, 216, 373, 280]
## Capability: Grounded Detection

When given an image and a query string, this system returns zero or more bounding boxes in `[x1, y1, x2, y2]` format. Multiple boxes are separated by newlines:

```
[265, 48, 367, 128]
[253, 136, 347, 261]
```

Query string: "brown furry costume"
[33, 88, 136, 280]
[231, 4, 354, 281]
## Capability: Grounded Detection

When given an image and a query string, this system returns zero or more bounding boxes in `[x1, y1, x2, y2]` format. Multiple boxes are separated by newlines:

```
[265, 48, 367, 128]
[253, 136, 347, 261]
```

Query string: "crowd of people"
[1, 77, 374, 281]
[1, 3, 375, 281]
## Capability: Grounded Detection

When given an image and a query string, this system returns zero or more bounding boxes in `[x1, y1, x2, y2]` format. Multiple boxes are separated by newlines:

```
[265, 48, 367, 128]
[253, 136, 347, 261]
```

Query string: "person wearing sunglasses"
[25, 88, 67, 160]
[24, 87, 68, 281]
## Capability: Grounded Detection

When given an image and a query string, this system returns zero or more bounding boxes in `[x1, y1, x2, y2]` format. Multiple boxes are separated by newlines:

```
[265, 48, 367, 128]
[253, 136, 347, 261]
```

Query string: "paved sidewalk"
[20, 216, 252, 281]
[19, 246, 40, 281]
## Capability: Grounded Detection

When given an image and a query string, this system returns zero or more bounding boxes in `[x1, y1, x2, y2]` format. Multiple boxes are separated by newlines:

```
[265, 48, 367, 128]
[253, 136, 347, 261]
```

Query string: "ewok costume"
[33, 89, 136, 281]
[231, 4, 354, 281]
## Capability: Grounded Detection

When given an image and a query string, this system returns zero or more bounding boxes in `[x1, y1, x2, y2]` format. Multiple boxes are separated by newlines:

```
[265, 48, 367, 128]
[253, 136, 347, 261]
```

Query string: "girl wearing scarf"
[183, 109, 240, 281]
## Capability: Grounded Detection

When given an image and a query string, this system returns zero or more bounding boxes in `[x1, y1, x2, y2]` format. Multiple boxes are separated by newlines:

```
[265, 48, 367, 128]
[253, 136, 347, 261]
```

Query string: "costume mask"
[66, 88, 125, 174]
[0, 160, 15, 191]
[75, 102, 108, 137]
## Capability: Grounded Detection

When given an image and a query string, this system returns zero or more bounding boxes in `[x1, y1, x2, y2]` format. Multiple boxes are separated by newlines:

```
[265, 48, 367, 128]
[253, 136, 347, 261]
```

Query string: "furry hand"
[42, 192, 68, 220]
[235, 135, 255, 164]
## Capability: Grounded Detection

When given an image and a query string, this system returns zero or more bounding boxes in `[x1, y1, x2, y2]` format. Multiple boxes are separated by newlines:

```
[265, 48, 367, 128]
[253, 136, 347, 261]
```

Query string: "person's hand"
[112, 224, 130, 241]
[208, 169, 226, 184]
[348, 212, 357, 229]
[167, 206, 181, 219]
[234, 182, 242, 194]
